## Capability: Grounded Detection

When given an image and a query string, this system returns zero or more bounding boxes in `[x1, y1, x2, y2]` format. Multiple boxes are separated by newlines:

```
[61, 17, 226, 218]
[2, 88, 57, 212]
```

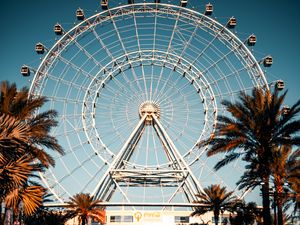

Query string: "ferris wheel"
[21, 0, 279, 208]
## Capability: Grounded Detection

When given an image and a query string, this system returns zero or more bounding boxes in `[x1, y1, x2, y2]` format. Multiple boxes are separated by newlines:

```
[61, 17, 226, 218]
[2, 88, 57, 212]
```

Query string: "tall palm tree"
[0, 81, 64, 168]
[284, 148, 300, 222]
[238, 137, 300, 225]
[0, 81, 64, 223]
[0, 155, 33, 198]
[270, 145, 292, 225]
[0, 154, 35, 225]
[5, 184, 45, 216]
[202, 87, 300, 225]
[0, 123, 46, 225]
[66, 193, 105, 225]
[191, 184, 239, 225]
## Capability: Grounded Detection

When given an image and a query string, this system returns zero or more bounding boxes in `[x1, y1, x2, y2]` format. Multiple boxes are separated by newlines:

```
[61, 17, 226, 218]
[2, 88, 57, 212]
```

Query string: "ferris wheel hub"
[139, 101, 160, 124]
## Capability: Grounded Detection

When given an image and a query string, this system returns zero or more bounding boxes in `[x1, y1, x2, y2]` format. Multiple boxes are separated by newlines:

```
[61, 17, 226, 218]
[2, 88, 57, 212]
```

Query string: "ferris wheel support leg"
[92, 114, 147, 200]
[152, 115, 204, 200]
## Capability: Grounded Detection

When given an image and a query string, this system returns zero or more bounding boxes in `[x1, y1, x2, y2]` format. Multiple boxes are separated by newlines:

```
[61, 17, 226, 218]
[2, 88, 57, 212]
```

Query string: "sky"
[1, 0, 299, 205]
[1, 0, 299, 106]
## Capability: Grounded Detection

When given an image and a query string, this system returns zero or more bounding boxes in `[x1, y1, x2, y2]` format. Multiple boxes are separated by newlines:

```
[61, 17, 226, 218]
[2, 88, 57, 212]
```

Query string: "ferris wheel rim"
[29, 2, 268, 96]
[28, 2, 271, 203]
[29, 2, 269, 167]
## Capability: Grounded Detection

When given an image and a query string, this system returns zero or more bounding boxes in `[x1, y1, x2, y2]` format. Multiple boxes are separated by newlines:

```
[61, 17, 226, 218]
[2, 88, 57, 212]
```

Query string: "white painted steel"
[29, 3, 269, 206]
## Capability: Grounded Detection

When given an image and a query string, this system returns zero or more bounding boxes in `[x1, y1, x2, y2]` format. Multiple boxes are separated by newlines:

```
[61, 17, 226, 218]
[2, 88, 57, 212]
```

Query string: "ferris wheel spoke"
[91, 27, 116, 63]
[92, 23, 145, 97]
[79, 164, 107, 193]
[207, 60, 258, 87]
[67, 34, 104, 70]
[153, 69, 183, 103]
[166, 10, 180, 55]
[155, 79, 191, 107]
[151, 65, 168, 102]
[64, 120, 106, 168]
[89, 35, 142, 98]
[151, 16, 182, 101]
[98, 77, 143, 104]
[191, 39, 217, 66]
[213, 86, 254, 99]
[176, 27, 200, 63]
[108, 75, 143, 102]
[57, 157, 84, 187]
[200, 45, 241, 76]
[45, 169, 71, 199]
[151, 8, 158, 65]
[40, 69, 86, 97]
[141, 64, 149, 100]
[131, 10, 149, 100]
[109, 13, 128, 55]
[132, 8, 142, 54]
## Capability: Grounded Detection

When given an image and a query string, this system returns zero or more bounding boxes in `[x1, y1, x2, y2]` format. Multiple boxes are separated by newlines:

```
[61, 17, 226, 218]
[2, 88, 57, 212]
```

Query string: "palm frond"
[214, 152, 243, 170]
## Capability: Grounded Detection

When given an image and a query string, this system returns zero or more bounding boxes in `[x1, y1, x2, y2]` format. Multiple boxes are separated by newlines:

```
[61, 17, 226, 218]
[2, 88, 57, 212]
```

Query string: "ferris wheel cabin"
[227, 17, 237, 28]
[276, 80, 285, 91]
[205, 3, 213, 15]
[54, 23, 63, 35]
[76, 8, 85, 20]
[247, 34, 257, 46]
[263, 56, 273, 67]
[20, 66, 30, 77]
[282, 105, 290, 116]
[35, 43, 45, 54]
[101, 0, 108, 9]
[180, 0, 188, 7]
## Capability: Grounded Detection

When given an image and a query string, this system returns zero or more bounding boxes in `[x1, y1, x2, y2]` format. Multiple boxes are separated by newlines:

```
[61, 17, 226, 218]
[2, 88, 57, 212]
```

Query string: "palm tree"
[0, 140, 46, 225]
[66, 193, 105, 225]
[230, 201, 263, 225]
[0, 81, 64, 223]
[0, 81, 64, 168]
[270, 146, 291, 225]
[23, 192, 70, 225]
[238, 141, 300, 225]
[5, 184, 45, 216]
[24, 209, 70, 225]
[191, 184, 239, 225]
[0, 154, 33, 198]
[202, 88, 300, 225]
[284, 148, 300, 222]
[0, 154, 34, 225]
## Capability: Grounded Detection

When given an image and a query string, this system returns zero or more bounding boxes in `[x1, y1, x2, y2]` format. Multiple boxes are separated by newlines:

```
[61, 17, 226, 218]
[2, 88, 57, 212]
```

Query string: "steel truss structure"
[28, 2, 270, 208]
[93, 112, 203, 204]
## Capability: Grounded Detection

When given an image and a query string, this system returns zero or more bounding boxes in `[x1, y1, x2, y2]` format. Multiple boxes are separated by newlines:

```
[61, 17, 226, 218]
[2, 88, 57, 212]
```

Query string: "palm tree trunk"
[277, 197, 283, 225]
[3, 208, 10, 225]
[214, 210, 219, 225]
[0, 201, 3, 225]
[274, 183, 284, 225]
[261, 178, 271, 225]
[13, 209, 20, 225]
[81, 216, 86, 225]
[273, 201, 277, 225]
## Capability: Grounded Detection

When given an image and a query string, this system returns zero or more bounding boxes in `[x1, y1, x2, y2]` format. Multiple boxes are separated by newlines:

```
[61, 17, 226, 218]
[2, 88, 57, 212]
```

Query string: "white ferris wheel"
[21, 0, 281, 209]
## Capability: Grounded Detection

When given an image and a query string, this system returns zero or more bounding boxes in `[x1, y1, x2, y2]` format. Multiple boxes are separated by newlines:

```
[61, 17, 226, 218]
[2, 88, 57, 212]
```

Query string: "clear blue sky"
[1, 0, 299, 105]
[1, 0, 299, 204]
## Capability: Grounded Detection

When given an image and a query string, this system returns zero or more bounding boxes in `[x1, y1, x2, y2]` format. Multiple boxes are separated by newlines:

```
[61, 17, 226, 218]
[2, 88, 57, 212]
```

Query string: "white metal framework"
[28, 2, 269, 209]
